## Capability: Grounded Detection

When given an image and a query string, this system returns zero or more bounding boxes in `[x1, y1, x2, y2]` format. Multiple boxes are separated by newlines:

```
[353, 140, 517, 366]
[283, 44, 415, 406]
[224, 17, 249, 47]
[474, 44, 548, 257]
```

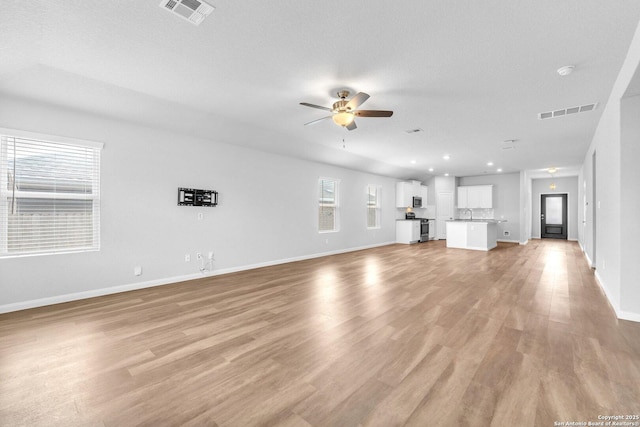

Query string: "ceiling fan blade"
[300, 102, 333, 112]
[345, 92, 370, 111]
[346, 121, 357, 131]
[304, 116, 332, 126]
[355, 110, 394, 117]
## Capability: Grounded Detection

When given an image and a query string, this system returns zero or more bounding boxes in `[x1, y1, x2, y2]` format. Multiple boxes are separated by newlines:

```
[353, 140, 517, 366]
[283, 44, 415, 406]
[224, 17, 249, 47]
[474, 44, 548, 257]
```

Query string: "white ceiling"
[2, 1, 640, 181]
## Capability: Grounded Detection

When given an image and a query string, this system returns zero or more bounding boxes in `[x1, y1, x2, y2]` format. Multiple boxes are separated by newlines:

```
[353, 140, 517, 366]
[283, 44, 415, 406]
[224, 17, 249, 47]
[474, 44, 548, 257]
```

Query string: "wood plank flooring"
[1, 240, 640, 426]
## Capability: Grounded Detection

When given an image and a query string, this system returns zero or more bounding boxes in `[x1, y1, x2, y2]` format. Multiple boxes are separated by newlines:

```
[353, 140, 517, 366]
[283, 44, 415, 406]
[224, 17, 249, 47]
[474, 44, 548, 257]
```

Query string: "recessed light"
[444, 173, 449, 177]
[443, 155, 450, 160]
[428, 168, 434, 172]
[557, 65, 575, 76]
[497, 168, 503, 172]
[410, 160, 417, 164]
[487, 162, 494, 166]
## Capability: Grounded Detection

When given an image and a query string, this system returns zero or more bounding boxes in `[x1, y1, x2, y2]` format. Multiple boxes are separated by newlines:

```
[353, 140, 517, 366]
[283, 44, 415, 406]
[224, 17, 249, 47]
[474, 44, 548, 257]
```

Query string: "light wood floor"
[1, 240, 640, 426]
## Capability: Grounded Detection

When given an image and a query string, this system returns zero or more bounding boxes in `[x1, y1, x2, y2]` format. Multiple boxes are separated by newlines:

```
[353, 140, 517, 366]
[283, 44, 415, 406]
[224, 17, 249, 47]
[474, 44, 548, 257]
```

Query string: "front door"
[541, 194, 568, 239]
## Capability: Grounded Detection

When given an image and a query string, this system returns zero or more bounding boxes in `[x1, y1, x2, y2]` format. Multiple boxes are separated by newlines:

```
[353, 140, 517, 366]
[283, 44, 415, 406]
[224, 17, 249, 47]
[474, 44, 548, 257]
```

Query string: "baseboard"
[0, 241, 396, 314]
[0, 272, 205, 314]
[497, 239, 519, 244]
[576, 240, 594, 267]
[578, 241, 595, 268]
[519, 240, 529, 246]
[593, 270, 640, 323]
[617, 310, 640, 323]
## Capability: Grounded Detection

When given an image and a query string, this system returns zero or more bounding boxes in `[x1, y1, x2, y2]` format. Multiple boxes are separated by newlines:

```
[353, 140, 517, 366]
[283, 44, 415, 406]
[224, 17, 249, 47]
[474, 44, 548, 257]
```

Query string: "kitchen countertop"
[447, 219, 505, 223]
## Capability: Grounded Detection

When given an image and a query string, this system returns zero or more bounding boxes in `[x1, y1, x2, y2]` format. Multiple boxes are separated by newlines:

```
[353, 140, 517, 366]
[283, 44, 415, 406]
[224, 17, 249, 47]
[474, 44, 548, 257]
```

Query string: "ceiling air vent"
[538, 103, 598, 120]
[160, 0, 214, 26]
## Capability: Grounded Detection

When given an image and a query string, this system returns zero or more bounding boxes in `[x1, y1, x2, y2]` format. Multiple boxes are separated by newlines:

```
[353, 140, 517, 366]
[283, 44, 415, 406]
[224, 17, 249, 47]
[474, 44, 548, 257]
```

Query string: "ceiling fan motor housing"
[333, 99, 350, 112]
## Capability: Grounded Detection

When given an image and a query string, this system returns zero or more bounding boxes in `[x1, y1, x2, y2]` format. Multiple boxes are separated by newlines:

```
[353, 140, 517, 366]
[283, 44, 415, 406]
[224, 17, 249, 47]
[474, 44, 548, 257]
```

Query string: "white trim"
[593, 270, 640, 323]
[0, 127, 104, 149]
[519, 239, 529, 245]
[578, 239, 594, 267]
[497, 239, 519, 244]
[618, 310, 640, 323]
[465, 245, 495, 251]
[0, 241, 395, 314]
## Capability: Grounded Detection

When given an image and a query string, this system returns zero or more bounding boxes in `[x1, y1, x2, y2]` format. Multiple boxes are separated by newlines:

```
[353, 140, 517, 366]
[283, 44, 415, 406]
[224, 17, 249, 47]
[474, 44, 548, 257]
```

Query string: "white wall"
[520, 170, 532, 244]
[0, 96, 398, 311]
[579, 19, 640, 321]
[458, 173, 521, 242]
[620, 94, 640, 315]
[530, 176, 579, 240]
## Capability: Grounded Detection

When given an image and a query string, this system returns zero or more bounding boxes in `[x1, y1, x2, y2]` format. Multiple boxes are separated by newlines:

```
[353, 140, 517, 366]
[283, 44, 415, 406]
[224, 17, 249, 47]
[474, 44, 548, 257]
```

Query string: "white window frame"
[0, 128, 103, 258]
[366, 184, 382, 229]
[318, 177, 340, 233]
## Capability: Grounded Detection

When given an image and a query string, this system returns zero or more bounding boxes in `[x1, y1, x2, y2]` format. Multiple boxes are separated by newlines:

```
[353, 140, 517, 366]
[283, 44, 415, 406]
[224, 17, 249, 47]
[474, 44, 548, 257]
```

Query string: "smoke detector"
[160, 0, 215, 26]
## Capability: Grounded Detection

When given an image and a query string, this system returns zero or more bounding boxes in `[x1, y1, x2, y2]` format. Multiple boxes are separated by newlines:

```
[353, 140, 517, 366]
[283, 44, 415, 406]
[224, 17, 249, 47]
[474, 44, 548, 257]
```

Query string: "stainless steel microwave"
[412, 196, 422, 208]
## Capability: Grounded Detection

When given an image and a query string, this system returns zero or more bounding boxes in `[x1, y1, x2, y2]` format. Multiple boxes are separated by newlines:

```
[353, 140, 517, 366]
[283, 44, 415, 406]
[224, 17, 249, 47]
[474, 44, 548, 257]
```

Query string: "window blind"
[367, 185, 381, 229]
[318, 178, 339, 232]
[0, 132, 102, 257]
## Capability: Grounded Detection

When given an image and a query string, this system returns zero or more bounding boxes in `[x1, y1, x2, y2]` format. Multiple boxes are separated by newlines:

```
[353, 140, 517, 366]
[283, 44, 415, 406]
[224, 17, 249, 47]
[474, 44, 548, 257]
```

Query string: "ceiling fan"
[300, 90, 393, 131]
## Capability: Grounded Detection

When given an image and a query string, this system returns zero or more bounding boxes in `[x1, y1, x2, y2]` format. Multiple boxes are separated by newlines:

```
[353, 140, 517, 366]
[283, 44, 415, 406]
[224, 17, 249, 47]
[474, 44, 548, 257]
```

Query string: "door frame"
[539, 192, 569, 239]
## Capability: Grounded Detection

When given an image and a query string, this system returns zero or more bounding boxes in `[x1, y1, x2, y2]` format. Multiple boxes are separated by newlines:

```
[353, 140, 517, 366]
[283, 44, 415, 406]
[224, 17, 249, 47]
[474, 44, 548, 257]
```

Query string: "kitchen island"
[446, 220, 497, 251]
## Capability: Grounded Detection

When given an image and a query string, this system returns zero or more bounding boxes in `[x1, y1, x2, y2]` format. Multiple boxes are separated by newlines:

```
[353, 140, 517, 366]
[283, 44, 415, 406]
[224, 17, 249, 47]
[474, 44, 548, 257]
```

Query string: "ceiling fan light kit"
[300, 90, 393, 131]
[332, 112, 355, 127]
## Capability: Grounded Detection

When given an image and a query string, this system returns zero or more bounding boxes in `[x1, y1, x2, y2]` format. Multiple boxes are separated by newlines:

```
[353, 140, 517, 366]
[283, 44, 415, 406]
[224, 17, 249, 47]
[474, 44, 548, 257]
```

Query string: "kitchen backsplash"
[396, 205, 436, 219]
[457, 208, 494, 219]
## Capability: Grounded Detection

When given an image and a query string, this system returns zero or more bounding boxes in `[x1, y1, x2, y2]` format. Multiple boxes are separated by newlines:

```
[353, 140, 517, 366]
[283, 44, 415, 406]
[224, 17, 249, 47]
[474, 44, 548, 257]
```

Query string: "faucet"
[463, 209, 473, 220]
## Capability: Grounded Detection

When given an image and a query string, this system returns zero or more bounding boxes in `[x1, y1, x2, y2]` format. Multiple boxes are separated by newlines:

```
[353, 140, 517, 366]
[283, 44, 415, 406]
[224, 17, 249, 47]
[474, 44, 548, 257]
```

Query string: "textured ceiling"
[1, 0, 639, 180]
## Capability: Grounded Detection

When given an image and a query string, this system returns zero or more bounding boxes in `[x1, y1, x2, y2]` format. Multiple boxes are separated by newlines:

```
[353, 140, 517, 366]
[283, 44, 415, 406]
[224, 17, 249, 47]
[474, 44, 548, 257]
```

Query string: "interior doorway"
[541, 194, 568, 239]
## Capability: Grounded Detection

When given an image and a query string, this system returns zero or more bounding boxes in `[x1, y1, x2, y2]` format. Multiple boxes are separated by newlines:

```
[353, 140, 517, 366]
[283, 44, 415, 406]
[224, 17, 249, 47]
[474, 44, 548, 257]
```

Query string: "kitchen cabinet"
[396, 181, 422, 208]
[477, 185, 493, 208]
[420, 185, 428, 205]
[457, 185, 493, 208]
[457, 186, 468, 208]
[446, 220, 497, 251]
[396, 220, 421, 244]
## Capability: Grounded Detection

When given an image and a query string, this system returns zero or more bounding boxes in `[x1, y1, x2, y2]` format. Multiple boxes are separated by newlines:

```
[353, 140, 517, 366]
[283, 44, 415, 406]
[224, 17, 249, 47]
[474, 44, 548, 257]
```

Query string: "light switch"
[134, 266, 142, 276]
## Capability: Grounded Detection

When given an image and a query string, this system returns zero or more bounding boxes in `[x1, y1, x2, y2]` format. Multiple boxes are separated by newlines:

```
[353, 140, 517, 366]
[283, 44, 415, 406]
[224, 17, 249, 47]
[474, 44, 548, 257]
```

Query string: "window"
[318, 178, 339, 232]
[0, 129, 103, 257]
[367, 185, 381, 229]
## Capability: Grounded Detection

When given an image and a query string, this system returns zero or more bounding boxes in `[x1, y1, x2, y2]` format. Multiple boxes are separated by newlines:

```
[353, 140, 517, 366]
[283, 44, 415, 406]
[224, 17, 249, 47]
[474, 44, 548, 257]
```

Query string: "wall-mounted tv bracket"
[178, 188, 218, 207]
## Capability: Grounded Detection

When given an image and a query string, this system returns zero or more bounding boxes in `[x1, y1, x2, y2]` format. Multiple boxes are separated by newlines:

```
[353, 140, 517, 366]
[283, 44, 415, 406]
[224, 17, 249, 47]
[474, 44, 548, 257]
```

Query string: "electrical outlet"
[185, 254, 191, 262]
[197, 252, 202, 260]
[504, 231, 510, 236]
[208, 251, 214, 260]
[134, 266, 142, 276]
[197, 212, 204, 220]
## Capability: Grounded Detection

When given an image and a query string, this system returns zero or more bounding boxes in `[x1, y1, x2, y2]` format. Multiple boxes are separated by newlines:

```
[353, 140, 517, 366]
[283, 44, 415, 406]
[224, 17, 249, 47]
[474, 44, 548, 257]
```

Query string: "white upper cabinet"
[396, 181, 423, 208]
[477, 185, 493, 208]
[457, 185, 493, 208]
[457, 186, 468, 208]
